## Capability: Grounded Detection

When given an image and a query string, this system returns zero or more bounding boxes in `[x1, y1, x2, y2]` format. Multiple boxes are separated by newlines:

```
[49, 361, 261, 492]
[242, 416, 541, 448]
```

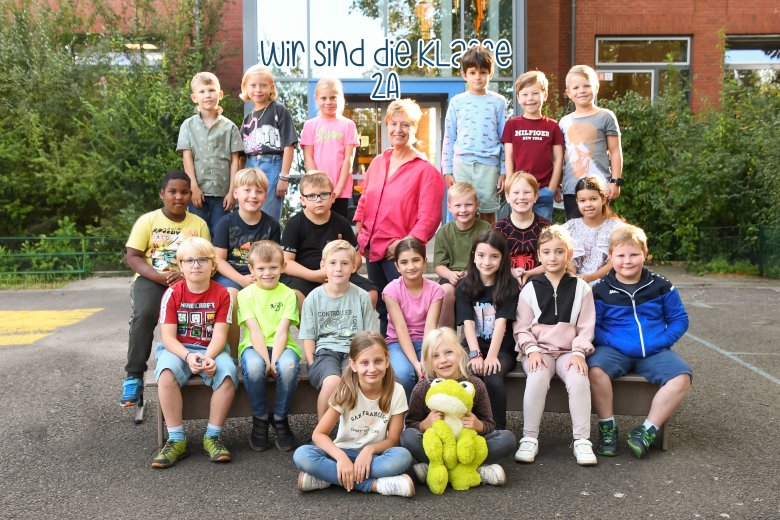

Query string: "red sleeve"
[213, 285, 231, 324]
[408, 162, 445, 243]
[160, 285, 180, 325]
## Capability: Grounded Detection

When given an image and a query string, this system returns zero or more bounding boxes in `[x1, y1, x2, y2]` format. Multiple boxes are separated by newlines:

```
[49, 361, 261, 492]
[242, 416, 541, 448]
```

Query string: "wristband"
[468, 350, 482, 360]
[279, 176, 290, 182]
[184, 352, 192, 363]
[609, 178, 624, 186]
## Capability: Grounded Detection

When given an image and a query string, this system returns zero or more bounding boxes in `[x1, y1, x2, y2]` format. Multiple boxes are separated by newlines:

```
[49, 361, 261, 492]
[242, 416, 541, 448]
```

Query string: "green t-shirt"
[236, 282, 301, 359]
[433, 219, 491, 272]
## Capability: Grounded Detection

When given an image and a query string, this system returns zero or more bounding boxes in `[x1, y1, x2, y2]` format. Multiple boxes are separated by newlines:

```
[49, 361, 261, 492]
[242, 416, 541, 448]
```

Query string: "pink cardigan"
[354, 148, 444, 262]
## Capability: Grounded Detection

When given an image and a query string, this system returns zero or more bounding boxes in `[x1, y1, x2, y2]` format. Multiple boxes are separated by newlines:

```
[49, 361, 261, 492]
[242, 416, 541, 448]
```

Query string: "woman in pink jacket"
[354, 99, 445, 335]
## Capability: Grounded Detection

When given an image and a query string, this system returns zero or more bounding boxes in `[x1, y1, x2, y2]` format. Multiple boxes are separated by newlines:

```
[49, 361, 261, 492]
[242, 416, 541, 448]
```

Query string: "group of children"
[116, 45, 692, 497]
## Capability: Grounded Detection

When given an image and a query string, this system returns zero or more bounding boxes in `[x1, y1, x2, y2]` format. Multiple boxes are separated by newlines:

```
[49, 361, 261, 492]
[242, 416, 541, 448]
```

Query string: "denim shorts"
[307, 349, 350, 389]
[154, 343, 238, 390]
[588, 345, 692, 387]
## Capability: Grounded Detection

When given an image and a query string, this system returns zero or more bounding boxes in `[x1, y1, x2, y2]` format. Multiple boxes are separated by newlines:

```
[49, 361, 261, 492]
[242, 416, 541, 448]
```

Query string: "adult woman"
[354, 99, 445, 334]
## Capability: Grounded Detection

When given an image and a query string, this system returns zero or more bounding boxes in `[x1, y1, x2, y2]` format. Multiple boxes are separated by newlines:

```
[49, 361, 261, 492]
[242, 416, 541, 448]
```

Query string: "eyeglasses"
[301, 192, 332, 201]
[180, 257, 211, 267]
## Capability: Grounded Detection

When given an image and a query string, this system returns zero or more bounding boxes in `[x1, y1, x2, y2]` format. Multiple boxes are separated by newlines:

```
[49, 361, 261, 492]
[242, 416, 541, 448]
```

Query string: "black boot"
[273, 415, 296, 452]
[249, 415, 270, 452]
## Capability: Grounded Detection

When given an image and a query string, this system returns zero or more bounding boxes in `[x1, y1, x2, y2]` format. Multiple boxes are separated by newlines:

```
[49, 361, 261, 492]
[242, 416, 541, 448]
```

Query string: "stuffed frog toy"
[422, 378, 488, 494]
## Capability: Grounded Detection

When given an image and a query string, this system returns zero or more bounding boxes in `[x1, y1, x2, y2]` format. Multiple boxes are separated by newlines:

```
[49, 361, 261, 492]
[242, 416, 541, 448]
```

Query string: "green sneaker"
[627, 425, 657, 459]
[597, 420, 619, 457]
[203, 435, 231, 463]
[151, 438, 188, 468]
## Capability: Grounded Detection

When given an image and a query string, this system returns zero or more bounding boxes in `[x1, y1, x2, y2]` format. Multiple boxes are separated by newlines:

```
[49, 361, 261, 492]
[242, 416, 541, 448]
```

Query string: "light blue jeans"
[533, 186, 555, 222]
[388, 340, 422, 401]
[240, 347, 300, 418]
[293, 445, 412, 493]
[246, 154, 283, 220]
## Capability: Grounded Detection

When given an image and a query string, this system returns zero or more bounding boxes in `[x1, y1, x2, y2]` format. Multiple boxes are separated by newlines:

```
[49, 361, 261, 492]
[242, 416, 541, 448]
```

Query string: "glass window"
[597, 71, 653, 101]
[724, 36, 780, 89]
[597, 38, 689, 65]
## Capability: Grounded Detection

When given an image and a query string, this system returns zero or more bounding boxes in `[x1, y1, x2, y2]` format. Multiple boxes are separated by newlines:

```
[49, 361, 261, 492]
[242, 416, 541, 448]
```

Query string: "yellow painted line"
[0, 309, 103, 346]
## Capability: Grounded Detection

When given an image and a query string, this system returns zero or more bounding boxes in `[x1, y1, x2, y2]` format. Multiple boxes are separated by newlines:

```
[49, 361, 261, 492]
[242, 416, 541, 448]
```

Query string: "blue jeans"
[533, 187, 554, 222]
[293, 445, 412, 493]
[366, 258, 400, 337]
[388, 340, 422, 401]
[240, 347, 300, 418]
[246, 154, 283, 220]
[188, 195, 227, 236]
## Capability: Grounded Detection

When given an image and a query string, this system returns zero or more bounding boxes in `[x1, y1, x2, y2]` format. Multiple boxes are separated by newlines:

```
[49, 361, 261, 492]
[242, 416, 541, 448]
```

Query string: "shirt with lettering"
[332, 382, 408, 450]
[159, 280, 231, 348]
[501, 115, 563, 188]
[298, 284, 376, 353]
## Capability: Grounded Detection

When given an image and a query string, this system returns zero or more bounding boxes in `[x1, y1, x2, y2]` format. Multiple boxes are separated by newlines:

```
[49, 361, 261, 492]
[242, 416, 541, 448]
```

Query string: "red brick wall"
[527, 0, 572, 111]
[214, 0, 244, 96]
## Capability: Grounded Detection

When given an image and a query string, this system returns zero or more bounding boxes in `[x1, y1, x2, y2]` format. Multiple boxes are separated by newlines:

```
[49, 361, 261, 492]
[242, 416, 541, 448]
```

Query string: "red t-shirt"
[159, 280, 231, 347]
[501, 116, 564, 188]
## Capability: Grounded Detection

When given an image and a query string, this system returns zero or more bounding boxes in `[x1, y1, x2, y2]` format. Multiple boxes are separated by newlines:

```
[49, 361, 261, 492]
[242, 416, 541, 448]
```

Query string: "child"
[120, 170, 210, 407]
[588, 225, 691, 459]
[239, 66, 298, 220]
[433, 181, 491, 328]
[177, 71, 244, 235]
[494, 171, 550, 287]
[293, 332, 414, 497]
[301, 78, 359, 219]
[564, 176, 624, 285]
[559, 65, 623, 220]
[401, 327, 516, 486]
[280, 171, 378, 310]
[213, 168, 281, 351]
[501, 70, 564, 222]
[442, 45, 507, 224]
[513, 225, 597, 466]
[236, 241, 300, 452]
[455, 229, 520, 431]
[298, 240, 377, 419]
[151, 237, 237, 468]
[384, 238, 444, 400]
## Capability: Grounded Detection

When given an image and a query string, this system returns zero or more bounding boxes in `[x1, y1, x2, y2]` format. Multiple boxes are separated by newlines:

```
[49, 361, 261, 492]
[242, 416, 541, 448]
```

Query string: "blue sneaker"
[119, 377, 142, 407]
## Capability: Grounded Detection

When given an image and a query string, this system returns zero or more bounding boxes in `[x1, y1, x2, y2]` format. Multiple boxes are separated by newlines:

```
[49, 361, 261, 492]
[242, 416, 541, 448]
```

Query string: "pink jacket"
[354, 148, 444, 262]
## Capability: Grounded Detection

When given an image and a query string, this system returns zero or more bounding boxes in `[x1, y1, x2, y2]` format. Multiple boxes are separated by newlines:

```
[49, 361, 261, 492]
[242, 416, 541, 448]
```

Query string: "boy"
[588, 225, 691, 459]
[120, 170, 210, 408]
[236, 241, 300, 452]
[298, 240, 376, 419]
[433, 181, 491, 328]
[559, 65, 623, 220]
[501, 70, 564, 222]
[177, 71, 245, 235]
[281, 171, 378, 310]
[213, 167, 281, 351]
[151, 237, 237, 468]
[442, 45, 507, 224]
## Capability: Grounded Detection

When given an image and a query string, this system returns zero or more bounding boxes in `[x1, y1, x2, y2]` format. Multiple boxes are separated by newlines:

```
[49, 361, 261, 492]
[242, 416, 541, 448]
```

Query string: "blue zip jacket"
[592, 268, 688, 358]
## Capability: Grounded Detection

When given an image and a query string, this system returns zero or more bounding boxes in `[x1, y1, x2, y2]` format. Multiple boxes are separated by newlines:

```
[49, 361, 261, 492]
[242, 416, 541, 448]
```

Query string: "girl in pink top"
[301, 78, 359, 218]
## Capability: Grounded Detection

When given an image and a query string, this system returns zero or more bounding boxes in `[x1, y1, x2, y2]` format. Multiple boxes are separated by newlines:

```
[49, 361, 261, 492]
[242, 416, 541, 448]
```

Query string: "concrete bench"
[143, 366, 667, 450]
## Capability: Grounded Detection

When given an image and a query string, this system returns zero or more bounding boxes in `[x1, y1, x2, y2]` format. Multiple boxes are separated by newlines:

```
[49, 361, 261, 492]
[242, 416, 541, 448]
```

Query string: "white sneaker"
[514, 437, 539, 463]
[412, 462, 428, 483]
[477, 464, 506, 486]
[572, 439, 598, 466]
[376, 474, 415, 497]
[297, 471, 331, 493]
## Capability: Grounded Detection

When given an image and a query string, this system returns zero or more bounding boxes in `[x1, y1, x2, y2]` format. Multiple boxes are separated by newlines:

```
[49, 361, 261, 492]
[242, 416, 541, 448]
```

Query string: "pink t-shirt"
[383, 277, 444, 344]
[300, 115, 359, 199]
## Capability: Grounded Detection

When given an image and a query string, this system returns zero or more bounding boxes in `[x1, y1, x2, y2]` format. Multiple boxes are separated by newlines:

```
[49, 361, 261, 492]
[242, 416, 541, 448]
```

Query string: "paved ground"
[0, 267, 778, 519]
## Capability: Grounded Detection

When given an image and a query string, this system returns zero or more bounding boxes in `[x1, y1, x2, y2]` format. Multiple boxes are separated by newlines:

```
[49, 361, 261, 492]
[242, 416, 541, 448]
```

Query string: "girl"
[401, 327, 516, 487]
[513, 225, 597, 466]
[383, 238, 444, 400]
[455, 229, 520, 431]
[293, 332, 414, 497]
[239, 66, 298, 220]
[564, 176, 624, 285]
[300, 78, 359, 219]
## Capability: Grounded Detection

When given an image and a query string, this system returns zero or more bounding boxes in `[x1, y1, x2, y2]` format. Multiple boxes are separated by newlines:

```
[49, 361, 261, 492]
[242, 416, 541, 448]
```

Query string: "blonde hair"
[448, 181, 478, 203]
[321, 239, 358, 264]
[330, 332, 395, 413]
[314, 78, 345, 115]
[191, 71, 220, 90]
[422, 328, 469, 382]
[234, 168, 269, 192]
[176, 237, 217, 275]
[514, 70, 548, 96]
[300, 170, 334, 192]
[384, 99, 422, 128]
[247, 240, 284, 266]
[504, 171, 539, 196]
[239, 65, 278, 102]
[537, 225, 574, 257]
[609, 224, 648, 256]
[566, 64, 599, 93]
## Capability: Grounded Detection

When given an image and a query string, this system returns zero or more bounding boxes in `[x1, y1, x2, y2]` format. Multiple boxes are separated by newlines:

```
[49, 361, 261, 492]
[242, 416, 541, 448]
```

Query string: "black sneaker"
[627, 425, 657, 459]
[249, 415, 270, 452]
[597, 420, 619, 457]
[273, 415, 296, 452]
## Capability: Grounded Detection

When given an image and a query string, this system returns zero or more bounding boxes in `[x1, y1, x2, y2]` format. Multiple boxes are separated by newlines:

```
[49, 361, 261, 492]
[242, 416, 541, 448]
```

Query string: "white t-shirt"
[332, 382, 408, 450]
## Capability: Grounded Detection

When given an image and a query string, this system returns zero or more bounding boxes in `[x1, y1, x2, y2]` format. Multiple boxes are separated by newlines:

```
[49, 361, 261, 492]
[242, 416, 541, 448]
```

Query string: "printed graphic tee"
[332, 382, 408, 450]
[159, 280, 231, 347]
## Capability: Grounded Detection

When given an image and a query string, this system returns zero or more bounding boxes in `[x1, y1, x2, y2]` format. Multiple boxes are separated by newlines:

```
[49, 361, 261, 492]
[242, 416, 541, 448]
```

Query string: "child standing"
[559, 65, 623, 220]
[299, 240, 377, 419]
[177, 72, 244, 235]
[401, 327, 516, 487]
[239, 66, 298, 220]
[301, 78, 359, 219]
[501, 70, 564, 222]
[120, 170, 210, 407]
[151, 237, 237, 468]
[494, 172, 550, 287]
[293, 332, 414, 497]
[513, 225, 597, 466]
[589, 225, 691, 459]
[236, 241, 300, 452]
[442, 45, 507, 224]
[433, 182, 491, 328]
[564, 176, 624, 284]
[384, 238, 444, 400]
[455, 229, 520, 431]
